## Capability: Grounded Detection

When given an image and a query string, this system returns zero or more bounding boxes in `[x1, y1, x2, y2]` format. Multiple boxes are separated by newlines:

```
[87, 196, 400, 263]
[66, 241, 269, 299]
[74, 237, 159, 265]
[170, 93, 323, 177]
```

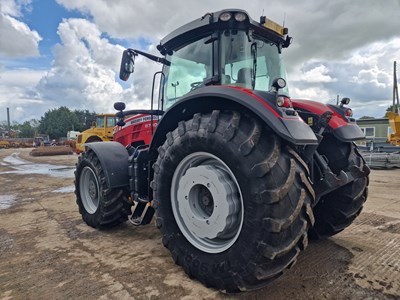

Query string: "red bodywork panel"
[226, 86, 281, 117]
[292, 99, 349, 130]
[113, 114, 158, 147]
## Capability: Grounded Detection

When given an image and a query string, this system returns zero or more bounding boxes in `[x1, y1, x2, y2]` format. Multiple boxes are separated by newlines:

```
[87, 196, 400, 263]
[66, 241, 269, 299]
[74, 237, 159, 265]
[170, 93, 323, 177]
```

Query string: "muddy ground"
[0, 148, 399, 300]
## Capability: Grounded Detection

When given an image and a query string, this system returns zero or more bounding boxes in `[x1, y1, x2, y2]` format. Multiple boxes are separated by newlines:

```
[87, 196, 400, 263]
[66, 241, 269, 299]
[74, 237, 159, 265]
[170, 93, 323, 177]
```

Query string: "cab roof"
[157, 9, 290, 56]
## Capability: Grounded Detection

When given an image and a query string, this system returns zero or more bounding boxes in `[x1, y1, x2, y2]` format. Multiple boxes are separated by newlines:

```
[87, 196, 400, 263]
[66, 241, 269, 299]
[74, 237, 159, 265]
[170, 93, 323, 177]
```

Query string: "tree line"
[2, 104, 399, 139]
[0, 107, 98, 139]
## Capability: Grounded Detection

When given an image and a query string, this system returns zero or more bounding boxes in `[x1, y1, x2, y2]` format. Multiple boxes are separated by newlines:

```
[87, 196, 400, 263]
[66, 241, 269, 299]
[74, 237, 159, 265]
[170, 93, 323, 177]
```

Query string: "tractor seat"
[236, 68, 253, 87]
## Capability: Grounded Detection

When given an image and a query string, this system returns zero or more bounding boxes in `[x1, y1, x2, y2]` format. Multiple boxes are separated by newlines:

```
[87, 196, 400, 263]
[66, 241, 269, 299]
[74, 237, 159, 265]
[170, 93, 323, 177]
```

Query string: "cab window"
[164, 37, 213, 108]
[106, 116, 116, 127]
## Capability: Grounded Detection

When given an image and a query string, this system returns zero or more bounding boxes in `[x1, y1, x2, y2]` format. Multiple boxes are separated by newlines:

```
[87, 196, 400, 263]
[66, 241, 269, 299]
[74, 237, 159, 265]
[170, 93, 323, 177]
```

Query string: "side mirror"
[119, 50, 135, 81]
[114, 102, 126, 111]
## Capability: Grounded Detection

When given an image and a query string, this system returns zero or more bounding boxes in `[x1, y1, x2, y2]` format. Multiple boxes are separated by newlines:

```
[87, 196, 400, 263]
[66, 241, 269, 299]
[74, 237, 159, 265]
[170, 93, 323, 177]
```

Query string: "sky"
[1, 0, 400, 124]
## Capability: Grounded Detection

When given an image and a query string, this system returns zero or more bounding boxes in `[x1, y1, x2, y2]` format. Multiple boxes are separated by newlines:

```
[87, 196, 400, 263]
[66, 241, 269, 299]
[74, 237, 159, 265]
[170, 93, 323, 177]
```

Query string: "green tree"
[18, 120, 37, 138]
[73, 109, 97, 131]
[359, 116, 375, 120]
[38, 107, 82, 139]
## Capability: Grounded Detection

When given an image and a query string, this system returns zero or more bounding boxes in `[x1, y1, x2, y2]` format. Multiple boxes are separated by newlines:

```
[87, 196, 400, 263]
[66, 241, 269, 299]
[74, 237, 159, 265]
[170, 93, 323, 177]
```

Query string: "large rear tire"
[310, 134, 369, 239]
[75, 150, 131, 228]
[153, 111, 315, 292]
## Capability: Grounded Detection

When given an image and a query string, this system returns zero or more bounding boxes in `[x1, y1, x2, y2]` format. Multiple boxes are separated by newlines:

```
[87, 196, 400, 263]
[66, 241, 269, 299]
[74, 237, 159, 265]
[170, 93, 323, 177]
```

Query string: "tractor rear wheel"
[310, 134, 369, 239]
[153, 111, 315, 292]
[75, 150, 131, 228]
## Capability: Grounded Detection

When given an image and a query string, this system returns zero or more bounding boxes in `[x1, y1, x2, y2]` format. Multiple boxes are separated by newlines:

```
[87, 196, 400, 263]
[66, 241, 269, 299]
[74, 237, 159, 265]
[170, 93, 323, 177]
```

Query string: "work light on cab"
[219, 12, 232, 21]
[234, 12, 247, 22]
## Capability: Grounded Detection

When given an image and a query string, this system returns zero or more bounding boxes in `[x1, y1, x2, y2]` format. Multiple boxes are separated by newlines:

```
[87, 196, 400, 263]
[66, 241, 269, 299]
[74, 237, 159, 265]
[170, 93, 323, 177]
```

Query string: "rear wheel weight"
[153, 111, 314, 292]
[80, 166, 100, 214]
[310, 134, 369, 239]
[171, 152, 244, 254]
[74, 150, 131, 229]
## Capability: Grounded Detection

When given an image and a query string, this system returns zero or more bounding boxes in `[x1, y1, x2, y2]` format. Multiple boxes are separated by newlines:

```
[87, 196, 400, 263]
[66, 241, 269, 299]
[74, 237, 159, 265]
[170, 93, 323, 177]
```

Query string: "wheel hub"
[79, 166, 100, 214]
[171, 152, 244, 253]
[88, 180, 98, 199]
[178, 165, 240, 239]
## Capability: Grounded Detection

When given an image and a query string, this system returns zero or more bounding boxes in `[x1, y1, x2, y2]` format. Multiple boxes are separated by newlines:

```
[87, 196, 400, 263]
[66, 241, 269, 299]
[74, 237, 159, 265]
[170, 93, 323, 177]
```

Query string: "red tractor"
[75, 9, 369, 292]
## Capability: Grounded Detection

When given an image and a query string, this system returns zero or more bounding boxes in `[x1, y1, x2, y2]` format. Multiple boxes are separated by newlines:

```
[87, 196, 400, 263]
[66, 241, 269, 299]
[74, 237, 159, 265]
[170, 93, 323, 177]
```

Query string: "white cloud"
[36, 18, 125, 113]
[291, 64, 337, 83]
[288, 37, 400, 118]
[2, 1, 400, 122]
[290, 86, 332, 102]
[0, 0, 32, 17]
[36, 18, 162, 116]
[352, 67, 390, 88]
[55, 0, 400, 68]
[0, 0, 41, 57]
[0, 68, 46, 121]
[1, 15, 163, 122]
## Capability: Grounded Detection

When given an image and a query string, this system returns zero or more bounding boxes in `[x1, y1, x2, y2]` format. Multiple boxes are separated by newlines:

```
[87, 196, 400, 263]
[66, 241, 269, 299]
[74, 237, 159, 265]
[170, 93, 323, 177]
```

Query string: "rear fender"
[149, 86, 318, 159]
[85, 142, 129, 189]
[292, 99, 365, 142]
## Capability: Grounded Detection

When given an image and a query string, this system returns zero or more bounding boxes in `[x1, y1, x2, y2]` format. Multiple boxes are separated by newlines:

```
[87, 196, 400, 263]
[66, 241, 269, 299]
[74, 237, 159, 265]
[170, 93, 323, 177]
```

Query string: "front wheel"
[153, 111, 315, 292]
[75, 150, 131, 228]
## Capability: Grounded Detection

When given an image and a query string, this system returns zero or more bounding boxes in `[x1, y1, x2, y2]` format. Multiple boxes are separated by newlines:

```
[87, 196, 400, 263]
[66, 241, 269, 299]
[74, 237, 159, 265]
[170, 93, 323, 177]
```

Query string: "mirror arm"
[129, 49, 171, 66]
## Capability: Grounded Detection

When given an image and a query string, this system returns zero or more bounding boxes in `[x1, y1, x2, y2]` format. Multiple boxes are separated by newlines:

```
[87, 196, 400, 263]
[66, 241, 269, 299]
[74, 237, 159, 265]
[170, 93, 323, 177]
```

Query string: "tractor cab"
[119, 9, 292, 111]
[159, 10, 290, 108]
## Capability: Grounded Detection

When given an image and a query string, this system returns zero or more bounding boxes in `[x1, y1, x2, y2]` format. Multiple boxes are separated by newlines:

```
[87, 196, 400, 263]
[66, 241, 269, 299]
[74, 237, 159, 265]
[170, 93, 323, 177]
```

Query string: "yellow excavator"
[387, 61, 400, 146]
[75, 114, 116, 154]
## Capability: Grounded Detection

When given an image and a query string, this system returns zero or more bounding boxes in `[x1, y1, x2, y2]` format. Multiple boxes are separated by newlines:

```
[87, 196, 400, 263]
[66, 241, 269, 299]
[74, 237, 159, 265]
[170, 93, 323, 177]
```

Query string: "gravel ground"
[0, 148, 399, 299]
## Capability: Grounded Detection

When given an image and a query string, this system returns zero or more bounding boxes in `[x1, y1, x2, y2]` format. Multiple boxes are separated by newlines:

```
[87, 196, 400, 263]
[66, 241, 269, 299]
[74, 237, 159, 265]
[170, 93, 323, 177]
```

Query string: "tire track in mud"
[335, 213, 400, 298]
[1, 149, 400, 299]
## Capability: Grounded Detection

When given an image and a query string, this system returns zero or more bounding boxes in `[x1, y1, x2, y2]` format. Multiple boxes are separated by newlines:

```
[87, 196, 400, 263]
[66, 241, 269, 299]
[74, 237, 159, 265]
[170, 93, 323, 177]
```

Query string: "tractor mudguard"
[292, 99, 365, 142]
[84, 141, 129, 189]
[149, 86, 318, 158]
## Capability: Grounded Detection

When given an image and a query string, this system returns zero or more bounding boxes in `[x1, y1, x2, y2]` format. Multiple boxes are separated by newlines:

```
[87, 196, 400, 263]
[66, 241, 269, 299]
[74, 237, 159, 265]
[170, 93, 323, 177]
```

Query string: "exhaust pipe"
[7, 107, 10, 132]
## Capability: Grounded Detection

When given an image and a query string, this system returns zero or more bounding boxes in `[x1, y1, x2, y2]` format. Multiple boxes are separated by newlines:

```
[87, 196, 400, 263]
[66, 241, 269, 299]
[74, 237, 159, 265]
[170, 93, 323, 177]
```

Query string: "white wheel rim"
[171, 152, 244, 253]
[80, 166, 100, 214]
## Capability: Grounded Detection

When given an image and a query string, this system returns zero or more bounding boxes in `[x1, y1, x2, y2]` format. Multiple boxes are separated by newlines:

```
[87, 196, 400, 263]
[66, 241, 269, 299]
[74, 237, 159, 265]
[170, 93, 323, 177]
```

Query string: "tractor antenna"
[283, 12, 286, 28]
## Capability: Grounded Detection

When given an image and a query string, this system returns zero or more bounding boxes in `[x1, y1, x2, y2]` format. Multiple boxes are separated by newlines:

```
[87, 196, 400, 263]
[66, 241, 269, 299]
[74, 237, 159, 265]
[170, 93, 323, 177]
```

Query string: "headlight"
[345, 108, 353, 117]
[234, 12, 247, 22]
[277, 96, 285, 107]
[219, 12, 232, 21]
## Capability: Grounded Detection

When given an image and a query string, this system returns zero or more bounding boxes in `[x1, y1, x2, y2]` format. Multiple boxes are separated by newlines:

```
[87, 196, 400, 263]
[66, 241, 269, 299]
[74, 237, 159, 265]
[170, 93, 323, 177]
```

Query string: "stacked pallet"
[30, 146, 74, 156]
[361, 151, 400, 169]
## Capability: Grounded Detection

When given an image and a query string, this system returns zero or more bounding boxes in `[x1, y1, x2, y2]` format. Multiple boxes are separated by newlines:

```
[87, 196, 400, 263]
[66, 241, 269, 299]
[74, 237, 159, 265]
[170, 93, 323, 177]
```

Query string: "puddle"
[0, 195, 16, 210]
[53, 185, 75, 193]
[3, 153, 27, 165]
[0, 152, 75, 178]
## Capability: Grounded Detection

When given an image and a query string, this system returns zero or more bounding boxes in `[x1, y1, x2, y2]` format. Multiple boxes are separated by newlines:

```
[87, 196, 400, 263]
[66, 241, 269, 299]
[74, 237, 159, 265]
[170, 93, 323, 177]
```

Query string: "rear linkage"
[126, 144, 155, 226]
[301, 109, 370, 204]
